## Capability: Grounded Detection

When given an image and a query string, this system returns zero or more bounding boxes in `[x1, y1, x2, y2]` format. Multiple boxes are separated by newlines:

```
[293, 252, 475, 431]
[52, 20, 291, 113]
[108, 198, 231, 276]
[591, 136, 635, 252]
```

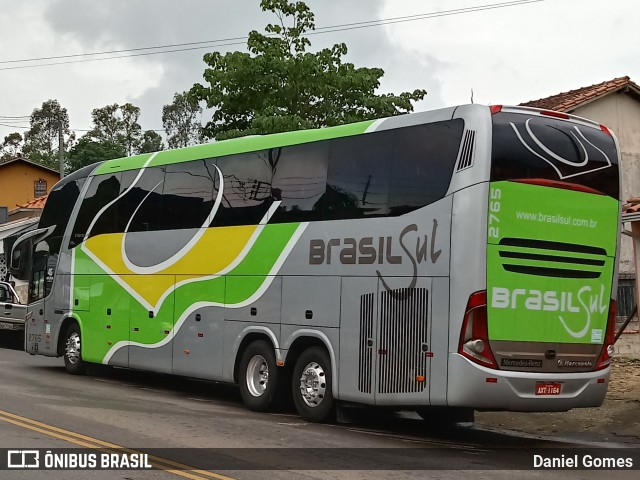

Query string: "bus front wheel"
[238, 340, 280, 412]
[292, 347, 335, 422]
[63, 324, 86, 375]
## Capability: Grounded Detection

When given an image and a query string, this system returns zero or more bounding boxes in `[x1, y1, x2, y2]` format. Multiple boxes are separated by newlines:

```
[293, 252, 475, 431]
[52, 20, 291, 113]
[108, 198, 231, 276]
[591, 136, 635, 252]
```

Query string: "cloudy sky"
[0, 0, 637, 143]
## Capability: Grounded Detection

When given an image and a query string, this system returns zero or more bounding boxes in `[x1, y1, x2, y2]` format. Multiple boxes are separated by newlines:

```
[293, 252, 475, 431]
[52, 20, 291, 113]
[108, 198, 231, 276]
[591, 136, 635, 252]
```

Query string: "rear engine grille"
[378, 288, 429, 394]
[358, 293, 374, 394]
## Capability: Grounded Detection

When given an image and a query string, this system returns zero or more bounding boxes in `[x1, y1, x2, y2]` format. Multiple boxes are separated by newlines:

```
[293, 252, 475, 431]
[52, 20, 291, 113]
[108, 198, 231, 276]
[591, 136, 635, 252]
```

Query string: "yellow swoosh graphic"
[84, 225, 256, 306]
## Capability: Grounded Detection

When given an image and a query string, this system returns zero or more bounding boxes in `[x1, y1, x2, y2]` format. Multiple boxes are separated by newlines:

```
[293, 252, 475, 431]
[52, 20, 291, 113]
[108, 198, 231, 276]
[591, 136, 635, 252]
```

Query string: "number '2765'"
[488, 187, 501, 239]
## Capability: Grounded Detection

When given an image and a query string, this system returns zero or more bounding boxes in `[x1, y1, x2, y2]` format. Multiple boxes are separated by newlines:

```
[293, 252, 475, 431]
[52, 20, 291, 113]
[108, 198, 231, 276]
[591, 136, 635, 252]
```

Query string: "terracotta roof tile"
[18, 195, 48, 209]
[520, 76, 640, 112]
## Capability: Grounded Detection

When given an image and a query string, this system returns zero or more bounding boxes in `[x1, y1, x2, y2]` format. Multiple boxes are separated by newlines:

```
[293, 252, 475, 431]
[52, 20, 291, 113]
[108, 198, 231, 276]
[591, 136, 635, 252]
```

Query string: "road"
[0, 331, 637, 479]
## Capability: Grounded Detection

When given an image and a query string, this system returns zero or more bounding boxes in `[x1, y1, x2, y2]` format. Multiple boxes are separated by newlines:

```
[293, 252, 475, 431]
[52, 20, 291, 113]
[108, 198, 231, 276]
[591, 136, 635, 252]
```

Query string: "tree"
[139, 130, 164, 153]
[162, 92, 202, 148]
[67, 136, 125, 173]
[90, 103, 121, 143]
[90, 103, 142, 156]
[190, 0, 426, 140]
[120, 103, 142, 156]
[22, 99, 74, 168]
[1, 132, 23, 160]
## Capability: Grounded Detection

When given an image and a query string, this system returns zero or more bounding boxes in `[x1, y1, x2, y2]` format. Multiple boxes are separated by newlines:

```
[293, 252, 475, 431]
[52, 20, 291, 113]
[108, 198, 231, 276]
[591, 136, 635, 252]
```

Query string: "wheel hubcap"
[299, 361, 326, 408]
[246, 355, 269, 397]
[65, 332, 81, 365]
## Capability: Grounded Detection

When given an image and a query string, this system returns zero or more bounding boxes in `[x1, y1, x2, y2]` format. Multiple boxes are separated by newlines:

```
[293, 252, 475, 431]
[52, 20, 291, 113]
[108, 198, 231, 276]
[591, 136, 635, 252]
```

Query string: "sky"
[0, 0, 637, 144]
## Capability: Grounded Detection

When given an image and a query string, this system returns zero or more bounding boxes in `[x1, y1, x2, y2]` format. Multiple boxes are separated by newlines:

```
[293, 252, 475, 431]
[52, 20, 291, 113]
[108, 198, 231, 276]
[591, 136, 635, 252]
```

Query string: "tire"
[238, 340, 280, 412]
[417, 407, 475, 426]
[63, 324, 86, 375]
[292, 346, 335, 423]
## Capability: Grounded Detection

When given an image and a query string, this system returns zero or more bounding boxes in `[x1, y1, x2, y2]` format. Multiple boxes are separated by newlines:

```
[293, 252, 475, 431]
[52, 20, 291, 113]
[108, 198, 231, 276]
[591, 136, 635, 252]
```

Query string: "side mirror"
[8, 226, 56, 281]
[9, 238, 32, 281]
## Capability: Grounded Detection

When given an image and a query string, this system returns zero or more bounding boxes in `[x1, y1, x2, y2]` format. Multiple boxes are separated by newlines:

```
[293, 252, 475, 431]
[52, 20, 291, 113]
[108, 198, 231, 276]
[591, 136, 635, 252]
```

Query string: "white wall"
[573, 92, 640, 277]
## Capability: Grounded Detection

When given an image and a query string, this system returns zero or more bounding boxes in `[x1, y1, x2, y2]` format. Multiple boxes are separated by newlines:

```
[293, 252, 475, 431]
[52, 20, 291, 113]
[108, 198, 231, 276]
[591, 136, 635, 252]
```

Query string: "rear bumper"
[447, 353, 609, 411]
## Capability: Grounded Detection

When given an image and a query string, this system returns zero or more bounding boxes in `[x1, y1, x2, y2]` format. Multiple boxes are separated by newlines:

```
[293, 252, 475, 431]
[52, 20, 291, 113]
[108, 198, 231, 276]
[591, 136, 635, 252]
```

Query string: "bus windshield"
[491, 110, 619, 199]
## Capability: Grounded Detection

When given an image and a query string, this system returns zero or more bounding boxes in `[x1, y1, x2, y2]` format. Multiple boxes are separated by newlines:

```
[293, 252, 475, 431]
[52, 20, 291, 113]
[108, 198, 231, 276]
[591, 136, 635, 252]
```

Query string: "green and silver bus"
[10, 104, 621, 423]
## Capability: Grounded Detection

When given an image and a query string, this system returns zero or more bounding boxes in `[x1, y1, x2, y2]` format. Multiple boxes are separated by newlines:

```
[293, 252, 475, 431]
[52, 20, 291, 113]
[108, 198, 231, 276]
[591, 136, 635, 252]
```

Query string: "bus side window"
[69, 173, 122, 248]
[388, 120, 464, 215]
[270, 141, 330, 223]
[323, 130, 393, 220]
[212, 152, 273, 227]
[160, 160, 216, 230]
[119, 167, 166, 232]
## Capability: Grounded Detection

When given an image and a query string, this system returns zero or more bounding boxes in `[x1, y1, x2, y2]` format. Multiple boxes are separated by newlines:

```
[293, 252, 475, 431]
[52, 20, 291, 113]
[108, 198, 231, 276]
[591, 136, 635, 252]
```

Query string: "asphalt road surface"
[0, 331, 637, 480]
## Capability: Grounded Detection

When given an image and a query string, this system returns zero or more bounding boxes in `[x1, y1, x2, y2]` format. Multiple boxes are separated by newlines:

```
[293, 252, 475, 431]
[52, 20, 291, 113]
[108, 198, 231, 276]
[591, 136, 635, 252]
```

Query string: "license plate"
[535, 382, 562, 395]
[0, 322, 20, 331]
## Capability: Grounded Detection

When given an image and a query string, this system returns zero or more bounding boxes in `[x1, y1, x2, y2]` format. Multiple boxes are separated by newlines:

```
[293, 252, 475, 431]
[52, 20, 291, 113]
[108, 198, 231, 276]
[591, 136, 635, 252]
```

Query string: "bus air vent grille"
[377, 288, 429, 394]
[498, 238, 606, 279]
[358, 293, 375, 393]
[456, 130, 476, 171]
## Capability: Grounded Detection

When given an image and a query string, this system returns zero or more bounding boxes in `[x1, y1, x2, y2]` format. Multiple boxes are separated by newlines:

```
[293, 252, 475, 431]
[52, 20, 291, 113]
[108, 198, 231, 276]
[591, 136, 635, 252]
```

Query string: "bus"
[10, 104, 621, 423]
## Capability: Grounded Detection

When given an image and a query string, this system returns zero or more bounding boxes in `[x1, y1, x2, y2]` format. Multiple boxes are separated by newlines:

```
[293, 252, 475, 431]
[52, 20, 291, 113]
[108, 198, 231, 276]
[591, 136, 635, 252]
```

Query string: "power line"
[0, 124, 166, 133]
[0, 0, 544, 71]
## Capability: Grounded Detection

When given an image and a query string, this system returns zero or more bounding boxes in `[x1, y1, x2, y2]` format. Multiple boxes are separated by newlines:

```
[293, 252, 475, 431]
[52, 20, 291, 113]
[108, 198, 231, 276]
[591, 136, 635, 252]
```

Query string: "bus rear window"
[491, 112, 619, 199]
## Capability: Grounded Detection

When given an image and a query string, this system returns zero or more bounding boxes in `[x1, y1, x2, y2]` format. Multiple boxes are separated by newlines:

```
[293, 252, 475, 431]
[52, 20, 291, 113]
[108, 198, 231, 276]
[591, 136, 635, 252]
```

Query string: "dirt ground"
[475, 357, 640, 444]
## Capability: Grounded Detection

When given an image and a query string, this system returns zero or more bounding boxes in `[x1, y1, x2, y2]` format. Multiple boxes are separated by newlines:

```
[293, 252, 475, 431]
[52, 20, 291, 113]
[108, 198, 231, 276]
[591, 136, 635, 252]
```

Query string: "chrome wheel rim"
[299, 361, 326, 408]
[246, 355, 269, 397]
[65, 332, 81, 365]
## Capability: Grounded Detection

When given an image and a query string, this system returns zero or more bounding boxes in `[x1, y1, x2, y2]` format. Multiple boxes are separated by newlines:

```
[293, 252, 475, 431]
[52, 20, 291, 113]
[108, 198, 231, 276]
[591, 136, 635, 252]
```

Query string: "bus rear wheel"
[292, 347, 335, 423]
[238, 340, 280, 412]
[63, 324, 86, 375]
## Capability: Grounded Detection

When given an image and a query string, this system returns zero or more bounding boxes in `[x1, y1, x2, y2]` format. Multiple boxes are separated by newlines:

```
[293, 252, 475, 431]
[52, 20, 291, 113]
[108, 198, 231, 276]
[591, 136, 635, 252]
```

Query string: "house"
[521, 76, 640, 320]
[0, 157, 60, 216]
[0, 158, 57, 289]
[8, 194, 48, 222]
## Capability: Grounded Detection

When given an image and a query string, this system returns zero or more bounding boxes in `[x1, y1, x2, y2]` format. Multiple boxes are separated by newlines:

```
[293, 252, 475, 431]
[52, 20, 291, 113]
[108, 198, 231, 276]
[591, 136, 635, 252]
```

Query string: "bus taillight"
[600, 124, 612, 136]
[595, 300, 617, 371]
[540, 110, 570, 120]
[511, 178, 604, 195]
[458, 291, 498, 369]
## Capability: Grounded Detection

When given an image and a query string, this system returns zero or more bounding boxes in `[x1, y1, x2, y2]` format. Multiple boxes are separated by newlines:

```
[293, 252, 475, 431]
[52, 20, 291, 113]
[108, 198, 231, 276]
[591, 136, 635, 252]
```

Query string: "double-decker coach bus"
[10, 104, 620, 423]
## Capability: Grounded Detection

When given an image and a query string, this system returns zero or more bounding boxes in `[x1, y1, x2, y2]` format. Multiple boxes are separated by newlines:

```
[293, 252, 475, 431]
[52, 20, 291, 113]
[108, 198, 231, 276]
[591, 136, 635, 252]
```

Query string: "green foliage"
[1, 132, 23, 160]
[67, 103, 162, 172]
[90, 103, 142, 156]
[22, 99, 75, 168]
[191, 0, 426, 140]
[67, 136, 125, 173]
[139, 130, 164, 153]
[162, 92, 203, 148]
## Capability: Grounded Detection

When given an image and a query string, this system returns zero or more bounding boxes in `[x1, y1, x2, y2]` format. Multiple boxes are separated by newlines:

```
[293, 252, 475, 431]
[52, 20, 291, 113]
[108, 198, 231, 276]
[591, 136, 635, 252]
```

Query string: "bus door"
[26, 239, 48, 354]
[11, 226, 56, 355]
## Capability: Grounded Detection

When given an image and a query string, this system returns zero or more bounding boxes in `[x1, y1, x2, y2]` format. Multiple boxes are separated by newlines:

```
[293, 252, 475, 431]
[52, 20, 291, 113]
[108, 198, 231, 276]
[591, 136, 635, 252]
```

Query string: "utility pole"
[58, 116, 64, 179]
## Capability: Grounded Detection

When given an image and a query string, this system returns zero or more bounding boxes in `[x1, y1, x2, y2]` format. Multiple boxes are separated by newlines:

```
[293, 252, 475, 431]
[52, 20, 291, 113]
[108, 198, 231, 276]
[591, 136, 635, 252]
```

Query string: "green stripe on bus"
[95, 120, 375, 175]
